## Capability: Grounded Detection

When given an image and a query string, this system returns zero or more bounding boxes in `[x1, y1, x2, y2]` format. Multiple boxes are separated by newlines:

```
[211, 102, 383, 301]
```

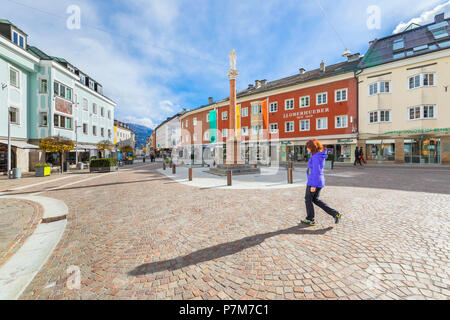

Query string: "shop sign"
[337, 139, 353, 143]
[283, 108, 330, 119]
[384, 128, 450, 135]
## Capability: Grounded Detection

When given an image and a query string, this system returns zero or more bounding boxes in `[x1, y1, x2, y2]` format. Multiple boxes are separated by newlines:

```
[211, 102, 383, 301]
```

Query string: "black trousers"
[305, 186, 339, 221]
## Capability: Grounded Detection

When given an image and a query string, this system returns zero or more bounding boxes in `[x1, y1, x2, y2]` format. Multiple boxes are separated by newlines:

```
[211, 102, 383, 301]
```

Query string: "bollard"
[189, 167, 193, 181]
[163, 162, 166, 170]
[253, 164, 257, 169]
[289, 161, 293, 169]
[172, 164, 176, 174]
[227, 170, 232, 186]
[287, 168, 293, 184]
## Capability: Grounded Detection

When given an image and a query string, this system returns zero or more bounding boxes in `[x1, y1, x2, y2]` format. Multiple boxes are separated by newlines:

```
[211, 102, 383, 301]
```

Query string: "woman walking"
[301, 139, 342, 226]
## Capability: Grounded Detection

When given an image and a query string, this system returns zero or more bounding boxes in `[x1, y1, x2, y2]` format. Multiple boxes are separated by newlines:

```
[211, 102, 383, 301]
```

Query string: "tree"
[39, 136, 74, 174]
[120, 145, 133, 154]
[97, 140, 114, 158]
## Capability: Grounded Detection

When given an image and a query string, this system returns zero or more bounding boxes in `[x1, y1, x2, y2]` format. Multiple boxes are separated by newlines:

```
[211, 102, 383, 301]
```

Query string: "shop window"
[367, 142, 396, 161]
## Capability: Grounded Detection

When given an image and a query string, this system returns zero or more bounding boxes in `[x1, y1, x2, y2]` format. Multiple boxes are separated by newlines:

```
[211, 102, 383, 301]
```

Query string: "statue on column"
[229, 49, 236, 71]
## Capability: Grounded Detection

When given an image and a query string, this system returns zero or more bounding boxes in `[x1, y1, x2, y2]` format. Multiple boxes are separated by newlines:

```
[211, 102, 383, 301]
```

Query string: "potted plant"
[35, 163, 51, 177]
[90, 158, 119, 173]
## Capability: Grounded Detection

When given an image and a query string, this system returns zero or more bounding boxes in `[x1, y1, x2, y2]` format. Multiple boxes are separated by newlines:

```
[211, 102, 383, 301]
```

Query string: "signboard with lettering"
[384, 128, 450, 135]
[283, 108, 330, 119]
[55, 97, 73, 115]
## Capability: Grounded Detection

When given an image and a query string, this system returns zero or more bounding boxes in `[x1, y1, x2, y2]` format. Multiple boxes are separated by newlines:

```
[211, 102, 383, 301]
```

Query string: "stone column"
[395, 138, 405, 163]
[226, 69, 242, 165]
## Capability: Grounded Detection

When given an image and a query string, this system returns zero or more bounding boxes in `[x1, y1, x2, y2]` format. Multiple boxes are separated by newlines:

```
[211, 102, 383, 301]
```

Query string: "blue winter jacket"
[307, 151, 328, 188]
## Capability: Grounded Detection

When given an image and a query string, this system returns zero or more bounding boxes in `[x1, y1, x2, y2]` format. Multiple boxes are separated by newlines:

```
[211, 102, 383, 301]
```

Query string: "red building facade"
[180, 57, 360, 164]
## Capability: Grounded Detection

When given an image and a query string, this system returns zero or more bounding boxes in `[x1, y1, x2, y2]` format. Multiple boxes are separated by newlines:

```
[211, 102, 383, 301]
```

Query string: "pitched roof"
[0, 19, 28, 36]
[359, 15, 450, 68]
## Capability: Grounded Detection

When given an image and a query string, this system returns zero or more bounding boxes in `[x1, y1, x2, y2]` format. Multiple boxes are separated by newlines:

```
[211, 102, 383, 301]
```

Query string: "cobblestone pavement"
[0, 199, 42, 267]
[8, 163, 449, 300]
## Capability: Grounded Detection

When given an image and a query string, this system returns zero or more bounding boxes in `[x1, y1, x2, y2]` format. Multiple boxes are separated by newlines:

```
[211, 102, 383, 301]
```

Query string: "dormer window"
[79, 74, 85, 84]
[393, 38, 404, 51]
[12, 31, 25, 49]
[89, 80, 94, 89]
[67, 66, 75, 73]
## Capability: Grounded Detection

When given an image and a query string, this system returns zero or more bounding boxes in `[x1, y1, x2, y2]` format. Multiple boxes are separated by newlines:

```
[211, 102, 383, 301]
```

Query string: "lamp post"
[75, 120, 82, 166]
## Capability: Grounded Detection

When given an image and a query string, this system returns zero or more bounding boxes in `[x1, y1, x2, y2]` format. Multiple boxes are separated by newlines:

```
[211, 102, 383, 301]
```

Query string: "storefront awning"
[0, 139, 39, 149]
[74, 144, 98, 151]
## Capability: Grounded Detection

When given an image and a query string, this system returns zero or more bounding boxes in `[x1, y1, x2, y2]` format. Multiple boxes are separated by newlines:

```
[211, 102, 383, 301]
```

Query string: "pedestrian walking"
[359, 147, 366, 165]
[354, 147, 361, 166]
[301, 139, 342, 227]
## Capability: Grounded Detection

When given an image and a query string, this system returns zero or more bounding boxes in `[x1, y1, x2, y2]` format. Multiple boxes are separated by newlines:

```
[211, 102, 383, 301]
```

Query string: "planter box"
[90, 166, 118, 173]
[35, 167, 51, 177]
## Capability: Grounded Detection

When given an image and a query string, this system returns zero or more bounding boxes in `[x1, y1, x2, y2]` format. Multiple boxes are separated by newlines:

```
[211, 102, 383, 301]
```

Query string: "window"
[193, 133, 197, 142]
[316, 118, 328, 130]
[335, 89, 348, 102]
[204, 131, 209, 140]
[54, 81, 73, 100]
[9, 107, 19, 124]
[285, 121, 294, 133]
[19, 35, 24, 48]
[101, 128, 105, 137]
[369, 110, 391, 124]
[12, 31, 18, 45]
[408, 73, 436, 89]
[93, 103, 97, 114]
[83, 123, 88, 134]
[300, 96, 310, 108]
[241, 108, 248, 117]
[408, 105, 436, 120]
[185, 120, 188, 128]
[252, 104, 262, 114]
[242, 127, 249, 136]
[285, 99, 294, 110]
[93, 125, 97, 136]
[12, 32, 24, 48]
[89, 80, 95, 89]
[60, 85, 65, 99]
[252, 125, 262, 135]
[269, 123, 278, 134]
[83, 98, 88, 111]
[222, 111, 228, 120]
[53, 114, 72, 129]
[369, 81, 391, 95]
[101, 107, 105, 117]
[335, 116, 348, 128]
[193, 118, 197, 126]
[206, 113, 210, 122]
[80, 75, 85, 84]
[66, 87, 72, 101]
[108, 110, 111, 119]
[40, 79, 48, 93]
[316, 93, 327, 105]
[393, 38, 404, 51]
[108, 129, 112, 139]
[9, 68, 19, 88]
[222, 129, 228, 137]
[39, 112, 48, 126]
[269, 102, 278, 113]
[300, 120, 310, 131]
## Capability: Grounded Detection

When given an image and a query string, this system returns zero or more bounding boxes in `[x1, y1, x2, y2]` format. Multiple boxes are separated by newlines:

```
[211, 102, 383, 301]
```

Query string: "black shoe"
[334, 213, 342, 224]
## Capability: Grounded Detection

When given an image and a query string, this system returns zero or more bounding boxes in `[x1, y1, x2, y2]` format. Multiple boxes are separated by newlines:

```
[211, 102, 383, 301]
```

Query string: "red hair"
[306, 139, 324, 155]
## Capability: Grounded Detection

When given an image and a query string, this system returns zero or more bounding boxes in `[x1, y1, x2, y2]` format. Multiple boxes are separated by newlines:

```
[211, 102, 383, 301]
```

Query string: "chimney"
[260, 79, 267, 86]
[208, 97, 213, 104]
[348, 53, 360, 62]
[248, 84, 254, 89]
[435, 13, 445, 23]
[299, 68, 306, 74]
[255, 80, 261, 88]
[320, 60, 326, 73]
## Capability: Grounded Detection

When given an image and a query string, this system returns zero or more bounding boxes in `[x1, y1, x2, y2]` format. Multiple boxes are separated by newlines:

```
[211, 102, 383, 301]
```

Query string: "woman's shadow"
[128, 225, 333, 276]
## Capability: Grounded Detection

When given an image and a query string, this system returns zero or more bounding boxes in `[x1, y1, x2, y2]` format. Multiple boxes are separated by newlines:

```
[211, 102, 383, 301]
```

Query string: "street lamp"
[75, 120, 82, 166]
[1, 83, 11, 179]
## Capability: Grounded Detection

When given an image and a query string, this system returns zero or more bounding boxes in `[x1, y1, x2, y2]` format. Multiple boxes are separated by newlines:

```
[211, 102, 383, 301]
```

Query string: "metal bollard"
[287, 168, 293, 184]
[189, 167, 193, 181]
[227, 170, 232, 186]
[172, 164, 176, 174]
[163, 162, 166, 170]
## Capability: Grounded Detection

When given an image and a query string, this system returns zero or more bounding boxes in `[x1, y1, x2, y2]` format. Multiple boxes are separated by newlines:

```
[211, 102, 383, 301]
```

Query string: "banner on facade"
[209, 110, 217, 143]
[55, 97, 73, 115]
[261, 98, 268, 129]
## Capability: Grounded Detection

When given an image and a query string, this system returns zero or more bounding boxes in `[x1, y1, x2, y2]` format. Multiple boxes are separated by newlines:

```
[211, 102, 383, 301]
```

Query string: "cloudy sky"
[2, 0, 450, 128]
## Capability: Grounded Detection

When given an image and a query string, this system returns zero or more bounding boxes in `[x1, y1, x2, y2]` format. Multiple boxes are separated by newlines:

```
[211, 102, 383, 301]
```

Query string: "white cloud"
[393, 0, 450, 33]
[122, 116, 157, 129]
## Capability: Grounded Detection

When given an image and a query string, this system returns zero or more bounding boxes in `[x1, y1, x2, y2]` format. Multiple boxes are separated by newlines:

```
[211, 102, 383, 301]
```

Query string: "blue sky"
[2, 0, 450, 128]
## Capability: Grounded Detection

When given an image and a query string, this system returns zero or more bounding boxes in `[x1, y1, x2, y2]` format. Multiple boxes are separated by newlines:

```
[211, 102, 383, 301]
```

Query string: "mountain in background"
[126, 123, 153, 149]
